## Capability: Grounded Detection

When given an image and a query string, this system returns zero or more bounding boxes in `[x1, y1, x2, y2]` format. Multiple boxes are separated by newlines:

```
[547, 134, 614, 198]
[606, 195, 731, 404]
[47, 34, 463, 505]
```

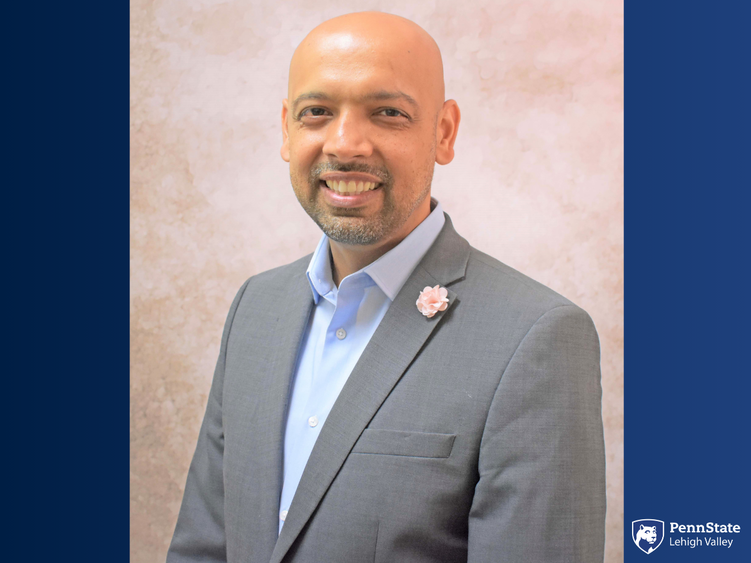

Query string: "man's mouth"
[321, 180, 381, 195]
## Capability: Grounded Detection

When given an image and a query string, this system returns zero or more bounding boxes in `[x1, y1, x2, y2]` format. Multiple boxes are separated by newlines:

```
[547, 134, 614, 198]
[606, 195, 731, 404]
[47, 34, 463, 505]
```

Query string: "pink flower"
[416, 285, 449, 318]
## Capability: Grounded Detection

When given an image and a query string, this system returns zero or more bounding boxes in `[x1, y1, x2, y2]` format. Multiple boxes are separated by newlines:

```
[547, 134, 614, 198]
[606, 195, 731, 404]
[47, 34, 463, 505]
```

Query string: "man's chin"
[314, 215, 388, 246]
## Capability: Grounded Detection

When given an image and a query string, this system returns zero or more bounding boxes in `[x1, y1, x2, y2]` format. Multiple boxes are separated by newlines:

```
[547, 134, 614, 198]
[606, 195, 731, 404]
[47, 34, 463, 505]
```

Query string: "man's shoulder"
[460, 245, 586, 321]
[426, 215, 590, 323]
[242, 253, 313, 292]
[449, 246, 599, 350]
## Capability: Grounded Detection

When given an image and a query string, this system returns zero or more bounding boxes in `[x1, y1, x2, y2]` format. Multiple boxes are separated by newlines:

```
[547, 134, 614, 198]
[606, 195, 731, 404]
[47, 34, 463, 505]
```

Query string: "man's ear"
[435, 100, 461, 165]
[281, 99, 290, 162]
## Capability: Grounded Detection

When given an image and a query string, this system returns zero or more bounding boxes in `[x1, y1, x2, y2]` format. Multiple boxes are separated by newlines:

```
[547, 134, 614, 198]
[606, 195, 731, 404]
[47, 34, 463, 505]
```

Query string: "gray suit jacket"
[167, 215, 606, 563]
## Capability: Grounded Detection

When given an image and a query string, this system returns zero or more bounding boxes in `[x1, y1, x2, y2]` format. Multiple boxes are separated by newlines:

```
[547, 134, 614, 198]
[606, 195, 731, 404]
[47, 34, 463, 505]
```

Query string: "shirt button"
[336, 328, 347, 340]
[308, 415, 319, 427]
[280, 509, 288, 521]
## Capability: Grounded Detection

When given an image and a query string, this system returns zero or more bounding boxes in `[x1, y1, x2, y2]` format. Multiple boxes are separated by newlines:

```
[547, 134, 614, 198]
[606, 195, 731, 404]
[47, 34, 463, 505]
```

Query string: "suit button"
[308, 415, 319, 427]
[336, 328, 346, 340]
[280, 509, 288, 521]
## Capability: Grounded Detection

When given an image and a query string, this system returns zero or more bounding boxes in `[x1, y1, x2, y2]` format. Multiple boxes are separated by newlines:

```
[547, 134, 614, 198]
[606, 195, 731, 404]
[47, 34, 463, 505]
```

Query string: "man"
[167, 12, 606, 563]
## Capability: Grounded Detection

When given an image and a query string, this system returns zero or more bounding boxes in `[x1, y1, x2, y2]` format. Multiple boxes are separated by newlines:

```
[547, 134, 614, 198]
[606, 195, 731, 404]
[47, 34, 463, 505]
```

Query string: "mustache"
[309, 162, 392, 185]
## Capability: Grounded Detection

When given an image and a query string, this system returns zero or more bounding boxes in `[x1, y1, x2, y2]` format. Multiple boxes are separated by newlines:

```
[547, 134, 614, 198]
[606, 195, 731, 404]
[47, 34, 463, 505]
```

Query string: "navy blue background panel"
[7, 2, 129, 561]
[625, 1, 750, 561]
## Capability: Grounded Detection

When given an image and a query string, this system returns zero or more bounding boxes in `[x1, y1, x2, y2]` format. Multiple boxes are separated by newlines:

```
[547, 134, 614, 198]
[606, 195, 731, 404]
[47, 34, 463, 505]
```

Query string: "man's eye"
[300, 107, 329, 118]
[378, 108, 406, 118]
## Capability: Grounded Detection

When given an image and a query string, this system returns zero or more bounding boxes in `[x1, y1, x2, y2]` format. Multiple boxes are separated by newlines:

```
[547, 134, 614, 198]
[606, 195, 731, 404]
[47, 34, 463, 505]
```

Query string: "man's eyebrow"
[291, 92, 330, 112]
[361, 90, 419, 109]
[290, 90, 419, 112]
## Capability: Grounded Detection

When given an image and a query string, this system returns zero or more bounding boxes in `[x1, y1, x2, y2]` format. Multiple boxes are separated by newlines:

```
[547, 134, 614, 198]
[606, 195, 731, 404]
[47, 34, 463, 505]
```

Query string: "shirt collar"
[306, 198, 445, 304]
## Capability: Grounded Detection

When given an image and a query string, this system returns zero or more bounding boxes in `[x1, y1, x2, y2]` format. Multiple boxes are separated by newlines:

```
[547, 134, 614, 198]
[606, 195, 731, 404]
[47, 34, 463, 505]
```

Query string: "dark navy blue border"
[626, 1, 750, 561]
[9, 3, 129, 559]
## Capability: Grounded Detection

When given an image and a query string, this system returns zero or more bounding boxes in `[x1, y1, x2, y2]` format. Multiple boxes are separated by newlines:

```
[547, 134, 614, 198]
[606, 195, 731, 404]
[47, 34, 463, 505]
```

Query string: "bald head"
[289, 12, 446, 116]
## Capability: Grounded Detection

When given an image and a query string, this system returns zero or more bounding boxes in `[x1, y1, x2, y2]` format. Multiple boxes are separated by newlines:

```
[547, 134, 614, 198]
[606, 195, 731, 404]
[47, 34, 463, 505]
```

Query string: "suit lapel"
[270, 216, 470, 563]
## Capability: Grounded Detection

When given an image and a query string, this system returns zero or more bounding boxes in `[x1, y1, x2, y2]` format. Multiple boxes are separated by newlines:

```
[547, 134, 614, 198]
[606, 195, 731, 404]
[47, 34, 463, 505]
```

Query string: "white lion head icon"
[633, 519, 664, 554]
[636, 525, 657, 544]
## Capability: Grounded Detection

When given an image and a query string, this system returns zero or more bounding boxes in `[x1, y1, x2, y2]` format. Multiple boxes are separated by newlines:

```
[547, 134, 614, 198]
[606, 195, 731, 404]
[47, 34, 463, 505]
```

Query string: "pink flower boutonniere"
[416, 285, 449, 318]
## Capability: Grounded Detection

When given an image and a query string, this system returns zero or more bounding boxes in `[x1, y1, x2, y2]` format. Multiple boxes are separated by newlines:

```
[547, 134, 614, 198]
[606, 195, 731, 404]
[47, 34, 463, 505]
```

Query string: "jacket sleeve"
[468, 304, 607, 563]
[166, 279, 251, 563]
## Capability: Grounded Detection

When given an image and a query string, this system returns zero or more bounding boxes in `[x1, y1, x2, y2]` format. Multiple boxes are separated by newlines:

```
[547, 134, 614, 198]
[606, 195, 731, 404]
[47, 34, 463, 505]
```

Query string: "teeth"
[324, 180, 378, 194]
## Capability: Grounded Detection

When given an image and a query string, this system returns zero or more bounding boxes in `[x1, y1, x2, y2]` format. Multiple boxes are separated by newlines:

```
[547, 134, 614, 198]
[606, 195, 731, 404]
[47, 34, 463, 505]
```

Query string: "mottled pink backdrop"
[131, 1, 623, 561]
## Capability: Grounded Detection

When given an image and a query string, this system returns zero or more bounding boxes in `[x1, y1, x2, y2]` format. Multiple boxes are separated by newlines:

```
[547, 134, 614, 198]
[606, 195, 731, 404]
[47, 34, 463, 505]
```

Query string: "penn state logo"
[632, 519, 664, 554]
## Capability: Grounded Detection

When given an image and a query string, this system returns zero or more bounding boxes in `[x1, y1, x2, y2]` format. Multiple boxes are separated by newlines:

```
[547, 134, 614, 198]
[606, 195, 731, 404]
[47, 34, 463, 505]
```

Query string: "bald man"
[167, 12, 606, 563]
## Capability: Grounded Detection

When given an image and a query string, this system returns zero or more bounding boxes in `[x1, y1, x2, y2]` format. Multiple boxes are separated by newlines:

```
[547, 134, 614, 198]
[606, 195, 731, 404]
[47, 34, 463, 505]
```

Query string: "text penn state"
[670, 522, 741, 533]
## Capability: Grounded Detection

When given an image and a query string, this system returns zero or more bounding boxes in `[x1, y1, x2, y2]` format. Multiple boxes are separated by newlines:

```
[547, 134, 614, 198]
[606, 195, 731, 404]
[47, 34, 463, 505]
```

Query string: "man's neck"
[329, 240, 398, 287]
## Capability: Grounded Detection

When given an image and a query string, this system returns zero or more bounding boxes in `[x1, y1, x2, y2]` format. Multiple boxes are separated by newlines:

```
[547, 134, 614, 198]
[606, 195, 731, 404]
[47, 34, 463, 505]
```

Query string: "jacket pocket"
[352, 429, 456, 458]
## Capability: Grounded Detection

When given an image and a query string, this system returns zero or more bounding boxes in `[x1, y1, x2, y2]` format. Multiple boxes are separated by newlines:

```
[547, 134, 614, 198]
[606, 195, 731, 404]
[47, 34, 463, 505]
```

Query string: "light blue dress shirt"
[278, 200, 446, 532]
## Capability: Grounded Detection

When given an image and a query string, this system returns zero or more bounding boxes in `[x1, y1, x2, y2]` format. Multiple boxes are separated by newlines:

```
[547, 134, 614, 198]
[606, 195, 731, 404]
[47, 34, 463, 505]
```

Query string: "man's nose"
[322, 111, 373, 161]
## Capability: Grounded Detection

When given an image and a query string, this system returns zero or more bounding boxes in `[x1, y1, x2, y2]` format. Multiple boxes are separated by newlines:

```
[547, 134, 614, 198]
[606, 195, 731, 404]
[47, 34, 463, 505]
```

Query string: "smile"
[323, 180, 380, 195]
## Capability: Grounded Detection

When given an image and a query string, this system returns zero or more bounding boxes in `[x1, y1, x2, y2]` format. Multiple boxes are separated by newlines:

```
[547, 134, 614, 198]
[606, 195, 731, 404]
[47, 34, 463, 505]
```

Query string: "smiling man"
[167, 12, 606, 563]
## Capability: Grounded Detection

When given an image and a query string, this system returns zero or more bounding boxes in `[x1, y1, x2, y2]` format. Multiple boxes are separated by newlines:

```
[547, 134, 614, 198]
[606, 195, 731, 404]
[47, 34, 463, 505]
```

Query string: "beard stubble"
[291, 161, 434, 246]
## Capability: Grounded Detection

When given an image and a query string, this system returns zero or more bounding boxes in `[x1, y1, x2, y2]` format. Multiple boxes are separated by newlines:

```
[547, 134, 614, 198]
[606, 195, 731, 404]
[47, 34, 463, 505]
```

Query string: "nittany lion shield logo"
[632, 519, 664, 554]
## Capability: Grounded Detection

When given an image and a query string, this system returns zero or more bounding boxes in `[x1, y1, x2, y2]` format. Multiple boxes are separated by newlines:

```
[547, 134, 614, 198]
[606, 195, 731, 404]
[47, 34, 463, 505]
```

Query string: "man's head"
[281, 12, 460, 248]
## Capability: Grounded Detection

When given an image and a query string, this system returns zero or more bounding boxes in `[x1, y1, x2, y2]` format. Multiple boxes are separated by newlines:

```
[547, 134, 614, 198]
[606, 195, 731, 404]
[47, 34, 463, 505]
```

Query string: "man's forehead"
[290, 32, 424, 84]
[288, 13, 445, 106]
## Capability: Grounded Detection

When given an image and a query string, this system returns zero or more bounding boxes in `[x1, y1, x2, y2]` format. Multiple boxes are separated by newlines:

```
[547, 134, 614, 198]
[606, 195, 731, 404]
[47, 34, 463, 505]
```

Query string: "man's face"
[281, 31, 443, 247]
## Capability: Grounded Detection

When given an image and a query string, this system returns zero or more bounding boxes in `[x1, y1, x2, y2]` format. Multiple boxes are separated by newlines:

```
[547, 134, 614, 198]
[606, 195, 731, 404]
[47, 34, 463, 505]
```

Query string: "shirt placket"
[303, 277, 367, 436]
